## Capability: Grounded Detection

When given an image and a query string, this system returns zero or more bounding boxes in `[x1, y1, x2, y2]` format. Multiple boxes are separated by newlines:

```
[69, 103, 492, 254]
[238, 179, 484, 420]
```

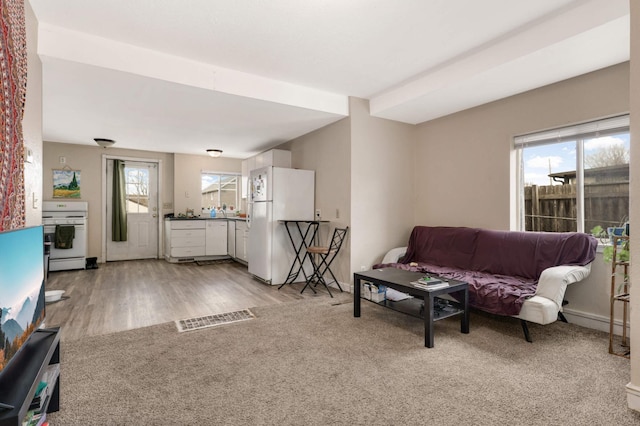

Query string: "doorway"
[103, 157, 161, 261]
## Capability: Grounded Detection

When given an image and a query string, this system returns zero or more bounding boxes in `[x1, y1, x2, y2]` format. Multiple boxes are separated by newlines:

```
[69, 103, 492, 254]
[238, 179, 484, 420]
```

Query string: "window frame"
[201, 171, 241, 211]
[514, 114, 630, 235]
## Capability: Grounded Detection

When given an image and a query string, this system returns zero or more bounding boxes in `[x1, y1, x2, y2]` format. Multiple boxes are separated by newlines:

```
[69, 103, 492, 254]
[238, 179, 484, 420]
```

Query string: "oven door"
[44, 219, 87, 259]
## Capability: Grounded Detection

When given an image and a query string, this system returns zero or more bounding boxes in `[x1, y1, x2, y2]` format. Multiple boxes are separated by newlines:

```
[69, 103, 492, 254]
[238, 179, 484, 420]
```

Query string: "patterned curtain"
[0, 0, 27, 231]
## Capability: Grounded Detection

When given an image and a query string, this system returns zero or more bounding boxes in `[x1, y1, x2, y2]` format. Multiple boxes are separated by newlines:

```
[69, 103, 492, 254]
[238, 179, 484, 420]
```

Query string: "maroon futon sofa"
[374, 226, 598, 341]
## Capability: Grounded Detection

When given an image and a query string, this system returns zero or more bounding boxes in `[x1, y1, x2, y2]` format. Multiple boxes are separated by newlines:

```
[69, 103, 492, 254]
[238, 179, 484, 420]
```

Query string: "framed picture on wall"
[53, 169, 81, 198]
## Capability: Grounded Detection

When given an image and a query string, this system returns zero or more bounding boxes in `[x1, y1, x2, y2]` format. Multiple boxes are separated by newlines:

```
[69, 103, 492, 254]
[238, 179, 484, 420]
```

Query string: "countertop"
[166, 216, 246, 221]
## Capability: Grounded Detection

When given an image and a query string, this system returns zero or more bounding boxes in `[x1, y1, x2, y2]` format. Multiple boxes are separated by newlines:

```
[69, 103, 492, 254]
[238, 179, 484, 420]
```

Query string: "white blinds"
[514, 114, 629, 147]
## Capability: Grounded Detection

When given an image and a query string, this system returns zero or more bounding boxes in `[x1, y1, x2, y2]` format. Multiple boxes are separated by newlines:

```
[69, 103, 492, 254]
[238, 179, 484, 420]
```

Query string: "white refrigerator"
[247, 166, 315, 284]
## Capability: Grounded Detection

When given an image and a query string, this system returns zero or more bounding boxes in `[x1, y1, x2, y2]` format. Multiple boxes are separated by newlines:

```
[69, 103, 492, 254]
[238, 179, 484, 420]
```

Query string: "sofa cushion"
[403, 226, 597, 280]
[402, 226, 479, 270]
[471, 229, 598, 280]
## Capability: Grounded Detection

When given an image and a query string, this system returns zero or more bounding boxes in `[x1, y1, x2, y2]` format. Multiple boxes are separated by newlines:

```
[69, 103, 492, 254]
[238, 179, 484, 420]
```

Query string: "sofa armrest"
[381, 247, 407, 264]
[535, 264, 592, 308]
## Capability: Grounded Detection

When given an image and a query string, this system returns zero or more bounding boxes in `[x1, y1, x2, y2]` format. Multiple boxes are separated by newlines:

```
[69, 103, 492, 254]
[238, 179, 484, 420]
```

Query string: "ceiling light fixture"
[207, 149, 223, 157]
[94, 138, 116, 148]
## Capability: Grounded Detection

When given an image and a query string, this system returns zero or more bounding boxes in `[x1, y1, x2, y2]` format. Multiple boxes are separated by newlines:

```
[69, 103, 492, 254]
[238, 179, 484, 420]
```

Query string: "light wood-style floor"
[44, 259, 326, 341]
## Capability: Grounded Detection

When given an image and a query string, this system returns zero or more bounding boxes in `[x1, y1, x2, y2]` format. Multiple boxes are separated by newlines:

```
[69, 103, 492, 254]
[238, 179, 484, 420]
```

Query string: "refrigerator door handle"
[247, 175, 252, 228]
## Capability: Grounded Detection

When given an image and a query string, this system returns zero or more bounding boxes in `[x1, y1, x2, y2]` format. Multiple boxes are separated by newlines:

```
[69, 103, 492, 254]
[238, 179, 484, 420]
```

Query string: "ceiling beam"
[37, 23, 349, 117]
[370, 0, 629, 124]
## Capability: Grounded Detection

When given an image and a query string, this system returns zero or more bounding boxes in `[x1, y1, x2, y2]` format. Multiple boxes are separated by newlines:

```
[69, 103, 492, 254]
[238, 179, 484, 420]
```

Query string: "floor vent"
[175, 309, 255, 332]
[195, 259, 234, 266]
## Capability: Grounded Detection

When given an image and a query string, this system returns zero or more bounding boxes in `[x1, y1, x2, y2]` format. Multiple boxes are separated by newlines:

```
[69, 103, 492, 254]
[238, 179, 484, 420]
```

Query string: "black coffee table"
[354, 268, 469, 348]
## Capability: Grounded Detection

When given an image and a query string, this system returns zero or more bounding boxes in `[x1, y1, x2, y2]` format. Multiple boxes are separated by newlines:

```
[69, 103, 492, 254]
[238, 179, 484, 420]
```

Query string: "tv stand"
[0, 327, 60, 426]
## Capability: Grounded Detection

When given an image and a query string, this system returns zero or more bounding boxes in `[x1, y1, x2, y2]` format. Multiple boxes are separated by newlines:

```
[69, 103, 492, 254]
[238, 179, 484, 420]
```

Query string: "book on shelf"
[411, 281, 449, 291]
[29, 381, 49, 411]
[27, 363, 60, 416]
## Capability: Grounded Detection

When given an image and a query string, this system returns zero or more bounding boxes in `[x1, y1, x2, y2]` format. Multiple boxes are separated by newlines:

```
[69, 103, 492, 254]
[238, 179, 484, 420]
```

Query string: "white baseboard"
[329, 281, 351, 293]
[563, 308, 629, 335]
[627, 382, 640, 412]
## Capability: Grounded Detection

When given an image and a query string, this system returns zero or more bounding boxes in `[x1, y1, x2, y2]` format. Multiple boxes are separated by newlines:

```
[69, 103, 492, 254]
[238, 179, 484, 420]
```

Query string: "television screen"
[0, 226, 45, 373]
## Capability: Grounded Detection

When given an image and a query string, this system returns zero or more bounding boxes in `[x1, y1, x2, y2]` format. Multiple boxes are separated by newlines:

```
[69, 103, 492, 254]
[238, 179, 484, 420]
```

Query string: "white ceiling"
[29, 0, 630, 159]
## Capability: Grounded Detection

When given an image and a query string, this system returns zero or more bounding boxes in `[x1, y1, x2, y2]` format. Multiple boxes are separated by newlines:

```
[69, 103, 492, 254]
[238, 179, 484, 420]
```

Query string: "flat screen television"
[0, 225, 45, 373]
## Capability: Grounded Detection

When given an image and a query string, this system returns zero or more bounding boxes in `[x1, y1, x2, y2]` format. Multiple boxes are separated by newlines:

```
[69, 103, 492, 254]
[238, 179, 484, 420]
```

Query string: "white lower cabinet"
[165, 219, 228, 262]
[235, 220, 249, 263]
[165, 220, 205, 260]
[206, 220, 228, 256]
[227, 219, 236, 257]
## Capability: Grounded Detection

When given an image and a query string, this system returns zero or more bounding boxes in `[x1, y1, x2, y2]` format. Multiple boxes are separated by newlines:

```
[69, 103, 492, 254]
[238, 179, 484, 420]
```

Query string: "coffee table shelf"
[366, 296, 464, 322]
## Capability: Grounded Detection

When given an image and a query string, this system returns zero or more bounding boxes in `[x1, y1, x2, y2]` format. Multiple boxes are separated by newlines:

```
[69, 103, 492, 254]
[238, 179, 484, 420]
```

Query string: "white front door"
[105, 159, 160, 261]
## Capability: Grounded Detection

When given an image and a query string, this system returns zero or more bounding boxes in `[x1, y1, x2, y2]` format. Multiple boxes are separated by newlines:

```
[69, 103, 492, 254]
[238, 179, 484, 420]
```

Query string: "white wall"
[628, 0, 640, 410]
[23, 1, 42, 227]
[414, 62, 630, 329]
[278, 116, 352, 285]
[281, 97, 415, 288]
[349, 97, 415, 279]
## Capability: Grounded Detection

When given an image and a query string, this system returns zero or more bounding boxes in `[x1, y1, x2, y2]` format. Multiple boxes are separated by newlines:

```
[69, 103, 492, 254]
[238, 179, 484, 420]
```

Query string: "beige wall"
[414, 63, 630, 330]
[415, 62, 630, 230]
[281, 97, 415, 289]
[43, 142, 174, 259]
[173, 153, 242, 215]
[628, 0, 640, 406]
[23, 1, 42, 227]
[349, 97, 416, 279]
[279, 116, 352, 285]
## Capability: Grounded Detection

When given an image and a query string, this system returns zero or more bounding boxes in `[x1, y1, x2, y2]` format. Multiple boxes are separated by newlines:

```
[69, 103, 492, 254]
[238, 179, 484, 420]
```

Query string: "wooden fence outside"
[524, 182, 629, 233]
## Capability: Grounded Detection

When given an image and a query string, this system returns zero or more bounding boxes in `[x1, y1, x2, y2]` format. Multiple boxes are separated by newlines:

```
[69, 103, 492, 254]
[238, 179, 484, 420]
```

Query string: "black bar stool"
[301, 227, 349, 297]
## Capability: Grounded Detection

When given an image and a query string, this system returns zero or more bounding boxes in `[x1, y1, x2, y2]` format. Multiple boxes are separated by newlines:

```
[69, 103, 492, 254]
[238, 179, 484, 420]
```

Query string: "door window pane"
[125, 166, 149, 213]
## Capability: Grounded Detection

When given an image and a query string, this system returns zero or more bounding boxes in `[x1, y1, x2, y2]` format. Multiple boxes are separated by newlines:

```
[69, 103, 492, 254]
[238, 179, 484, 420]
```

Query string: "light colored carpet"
[48, 296, 639, 425]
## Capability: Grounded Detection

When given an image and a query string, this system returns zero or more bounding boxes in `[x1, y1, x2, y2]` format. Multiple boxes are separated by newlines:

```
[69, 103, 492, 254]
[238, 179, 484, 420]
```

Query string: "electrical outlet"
[315, 209, 321, 219]
[59, 156, 66, 164]
[361, 265, 367, 271]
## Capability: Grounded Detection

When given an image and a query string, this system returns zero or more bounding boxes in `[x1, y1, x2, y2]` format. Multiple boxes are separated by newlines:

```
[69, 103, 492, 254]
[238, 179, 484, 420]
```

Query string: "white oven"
[43, 201, 88, 271]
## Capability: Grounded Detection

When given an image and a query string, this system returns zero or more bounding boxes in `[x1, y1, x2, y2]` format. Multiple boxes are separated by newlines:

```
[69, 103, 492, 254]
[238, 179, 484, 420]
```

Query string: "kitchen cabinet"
[254, 149, 291, 169]
[227, 219, 236, 257]
[206, 220, 228, 256]
[165, 219, 206, 260]
[241, 157, 256, 199]
[235, 220, 249, 264]
[165, 219, 233, 262]
[241, 150, 291, 199]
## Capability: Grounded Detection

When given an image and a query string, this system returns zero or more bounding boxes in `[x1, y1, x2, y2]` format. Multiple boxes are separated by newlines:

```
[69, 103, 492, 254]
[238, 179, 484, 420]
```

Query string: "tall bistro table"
[354, 268, 469, 348]
[278, 220, 328, 290]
